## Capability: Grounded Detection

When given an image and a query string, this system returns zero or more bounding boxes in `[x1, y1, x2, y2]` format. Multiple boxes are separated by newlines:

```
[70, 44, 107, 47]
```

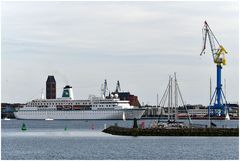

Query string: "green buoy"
[64, 127, 67, 131]
[21, 123, 27, 131]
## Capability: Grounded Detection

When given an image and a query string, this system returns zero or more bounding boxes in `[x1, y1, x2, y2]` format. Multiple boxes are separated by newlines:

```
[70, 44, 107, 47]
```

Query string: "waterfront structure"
[103, 126, 239, 136]
[46, 75, 56, 99]
[200, 21, 228, 116]
[142, 104, 239, 119]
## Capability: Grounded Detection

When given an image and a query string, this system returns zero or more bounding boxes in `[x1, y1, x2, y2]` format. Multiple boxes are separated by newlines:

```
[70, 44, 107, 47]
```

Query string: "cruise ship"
[14, 78, 145, 120]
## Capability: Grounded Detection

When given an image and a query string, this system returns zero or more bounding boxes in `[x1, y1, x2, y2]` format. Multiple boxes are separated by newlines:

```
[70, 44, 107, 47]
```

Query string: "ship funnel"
[62, 85, 74, 99]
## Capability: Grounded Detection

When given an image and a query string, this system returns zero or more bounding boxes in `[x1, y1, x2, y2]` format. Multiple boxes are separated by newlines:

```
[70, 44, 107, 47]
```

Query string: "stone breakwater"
[103, 126, 239, 136]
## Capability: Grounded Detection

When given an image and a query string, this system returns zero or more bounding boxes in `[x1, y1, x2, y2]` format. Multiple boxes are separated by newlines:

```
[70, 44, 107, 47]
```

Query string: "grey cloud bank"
[1, 1, 239, 105]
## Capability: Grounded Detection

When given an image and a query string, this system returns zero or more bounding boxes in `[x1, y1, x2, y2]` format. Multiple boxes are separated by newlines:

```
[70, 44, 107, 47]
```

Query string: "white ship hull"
[14, 109, 145, 120]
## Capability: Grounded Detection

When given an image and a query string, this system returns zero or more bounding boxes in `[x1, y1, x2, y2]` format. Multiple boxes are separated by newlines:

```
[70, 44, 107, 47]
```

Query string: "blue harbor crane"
[200, 21, 228, 117]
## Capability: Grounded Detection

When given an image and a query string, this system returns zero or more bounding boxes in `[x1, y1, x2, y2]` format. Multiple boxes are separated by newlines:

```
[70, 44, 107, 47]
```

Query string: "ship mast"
[101, 79, 108, 98]
[115, 80, 121, 93]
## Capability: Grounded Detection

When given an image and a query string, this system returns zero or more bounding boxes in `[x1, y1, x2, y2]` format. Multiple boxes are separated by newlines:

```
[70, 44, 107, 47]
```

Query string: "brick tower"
[46, 75, 56, 99]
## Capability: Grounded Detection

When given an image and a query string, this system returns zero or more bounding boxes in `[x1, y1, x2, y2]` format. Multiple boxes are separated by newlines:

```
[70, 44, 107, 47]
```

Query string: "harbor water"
[1, 119, 239, 160]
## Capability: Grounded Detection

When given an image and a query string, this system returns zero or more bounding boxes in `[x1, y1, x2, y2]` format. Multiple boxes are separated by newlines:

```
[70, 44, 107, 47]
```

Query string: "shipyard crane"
[200, 21, 228, 116]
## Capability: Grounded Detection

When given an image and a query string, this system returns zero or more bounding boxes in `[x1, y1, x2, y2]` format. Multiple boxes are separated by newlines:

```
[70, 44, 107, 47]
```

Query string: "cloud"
[1, 1, 239, 105]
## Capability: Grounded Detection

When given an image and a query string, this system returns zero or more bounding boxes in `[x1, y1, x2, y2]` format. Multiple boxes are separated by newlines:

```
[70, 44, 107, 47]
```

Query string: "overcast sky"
[1, 1, 239, 105]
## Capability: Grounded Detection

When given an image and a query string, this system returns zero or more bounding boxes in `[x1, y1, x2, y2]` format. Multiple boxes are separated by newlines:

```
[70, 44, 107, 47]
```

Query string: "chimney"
[62, 85, 74, 100]
[46, 75, 56, 99]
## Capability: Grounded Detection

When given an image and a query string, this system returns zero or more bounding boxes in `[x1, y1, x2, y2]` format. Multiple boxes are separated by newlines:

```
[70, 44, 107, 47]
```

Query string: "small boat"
[122, 111, 126, 121]
[225, 112, 230, 120]
[3, 118, 10, 120]
[45, 118, 54, 121]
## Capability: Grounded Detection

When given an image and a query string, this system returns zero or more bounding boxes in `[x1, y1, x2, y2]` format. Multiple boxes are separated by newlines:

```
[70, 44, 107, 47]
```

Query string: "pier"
[103, 126, 239, 137]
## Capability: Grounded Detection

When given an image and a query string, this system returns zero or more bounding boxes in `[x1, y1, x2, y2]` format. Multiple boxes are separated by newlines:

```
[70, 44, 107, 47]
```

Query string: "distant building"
[141, 103, 239, 119]
[46, 75, 56, 99]
[111, 91, 141, 107]
[1, 103, 25, 118]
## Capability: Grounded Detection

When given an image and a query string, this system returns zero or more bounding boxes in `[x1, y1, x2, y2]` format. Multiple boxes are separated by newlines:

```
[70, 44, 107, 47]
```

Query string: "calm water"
[1, 119, 239, 160]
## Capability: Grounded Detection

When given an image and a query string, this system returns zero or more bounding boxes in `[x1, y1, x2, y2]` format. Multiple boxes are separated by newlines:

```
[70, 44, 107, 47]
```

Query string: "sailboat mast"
[168, 76, 171, 121]
[174, 72, 178, 121]
[157, 93, 159, 114]
[170, 76, 173, 121]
